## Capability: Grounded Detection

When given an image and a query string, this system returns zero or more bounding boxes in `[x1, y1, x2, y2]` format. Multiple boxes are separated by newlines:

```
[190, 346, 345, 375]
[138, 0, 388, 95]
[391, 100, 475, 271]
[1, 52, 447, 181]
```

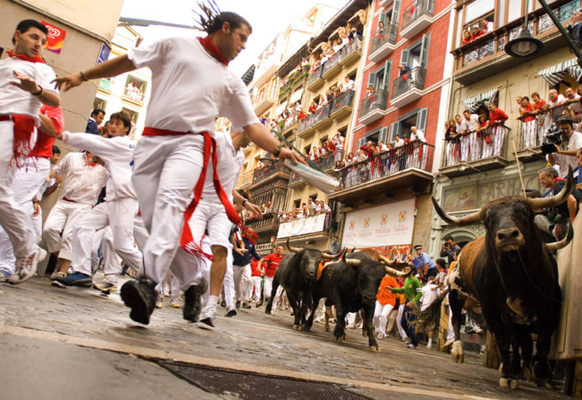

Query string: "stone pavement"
[0, 277, 571, 400]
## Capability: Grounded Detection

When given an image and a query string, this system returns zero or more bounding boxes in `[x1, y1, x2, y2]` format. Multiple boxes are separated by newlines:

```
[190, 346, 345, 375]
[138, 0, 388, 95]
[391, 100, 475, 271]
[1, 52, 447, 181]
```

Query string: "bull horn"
[345, 258, 361, 266]
[432, 196, 482, 226]
[321, 248, 346, 260]
[286, 238, 303, 253]
[545, 221, 574, 252]
[385, 265, 411, 277]
[526, 167, 574, 211]
[378, 254, 395, 266]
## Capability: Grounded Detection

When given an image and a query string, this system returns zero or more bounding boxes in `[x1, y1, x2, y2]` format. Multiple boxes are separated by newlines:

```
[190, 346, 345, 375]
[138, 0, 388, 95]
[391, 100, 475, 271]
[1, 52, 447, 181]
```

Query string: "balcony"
[330, 90, 355, 121]
[329, 141, 435, 205]
[311, 103, 334, 131]
[359, 89, 389, 125]
[339, 38, 362, 67]
[289, 152, 337, 187]
[439, 125, 510, 177]
[321, 53, 342, 81]
[281, 114, 299, 136]
[379, 0, 394, 6]
[390, 66, 426, 108]
[515, 101, 581, 161]
[253, 93, 277, 116]
[237, 169, 254, 190]
[453, 0, 578, 85]
[400, 0, 434, 39]
[250, 159, 289, 188]
[307, 65, 324, 92]
[298, 113, 316, 138]
[245, 212, 280, 236]
[276, 214, 332, 242]
[369, 24, 398, 63]
[122, 85, 145, 105]
[97, 79, 112, 93]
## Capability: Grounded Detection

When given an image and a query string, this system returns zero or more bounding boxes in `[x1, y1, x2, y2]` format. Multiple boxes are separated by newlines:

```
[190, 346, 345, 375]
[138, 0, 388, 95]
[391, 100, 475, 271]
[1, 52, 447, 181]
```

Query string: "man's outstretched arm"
[54, 55, 136, 92]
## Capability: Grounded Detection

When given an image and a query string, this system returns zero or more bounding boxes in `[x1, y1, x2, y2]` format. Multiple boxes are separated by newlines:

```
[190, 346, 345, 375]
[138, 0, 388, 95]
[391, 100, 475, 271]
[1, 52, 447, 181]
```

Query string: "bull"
[265, 241, 344, 330]
[305, 250, 409, 351]
[430, 169, 573, 389]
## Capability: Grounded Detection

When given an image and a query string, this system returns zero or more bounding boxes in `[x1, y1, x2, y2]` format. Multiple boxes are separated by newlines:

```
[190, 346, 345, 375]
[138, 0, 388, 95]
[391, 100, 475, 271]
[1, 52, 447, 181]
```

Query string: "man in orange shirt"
[373, 273, 399, 339]
[257, 244, 284, 307]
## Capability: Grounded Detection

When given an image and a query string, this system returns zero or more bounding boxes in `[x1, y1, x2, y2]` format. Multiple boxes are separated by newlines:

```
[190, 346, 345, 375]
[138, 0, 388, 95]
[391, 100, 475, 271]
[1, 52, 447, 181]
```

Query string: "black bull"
[428, 169, 573, 389]
[305, 250, 409, 351]
[265, 243, 341, 330]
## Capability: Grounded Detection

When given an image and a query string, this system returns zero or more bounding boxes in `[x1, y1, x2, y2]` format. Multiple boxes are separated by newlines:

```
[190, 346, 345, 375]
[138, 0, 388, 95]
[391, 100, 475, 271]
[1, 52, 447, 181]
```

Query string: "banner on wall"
[342, 199, 415, 249]
[41, 21, 66, 54]
[277, 214, 327, 238]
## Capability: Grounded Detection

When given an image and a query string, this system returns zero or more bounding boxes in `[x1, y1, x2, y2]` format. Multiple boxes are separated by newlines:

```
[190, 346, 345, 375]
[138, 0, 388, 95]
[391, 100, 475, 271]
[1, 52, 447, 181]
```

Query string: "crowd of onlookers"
[462, 19, 494, 45]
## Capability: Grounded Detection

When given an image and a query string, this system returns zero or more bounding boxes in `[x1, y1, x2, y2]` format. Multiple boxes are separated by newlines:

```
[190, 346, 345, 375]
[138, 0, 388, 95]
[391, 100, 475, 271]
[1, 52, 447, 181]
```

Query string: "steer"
[430, 169, 573, 389]
[265, 241, 343, 330]
[306, 250, 409, 351]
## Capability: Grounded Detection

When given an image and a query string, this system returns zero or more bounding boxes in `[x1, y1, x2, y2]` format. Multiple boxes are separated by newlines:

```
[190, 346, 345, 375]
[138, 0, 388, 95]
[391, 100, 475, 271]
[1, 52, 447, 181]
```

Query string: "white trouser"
[132, 134, 204, 287]
[71, 198, 142, 276]
[469, 132, 481, 161]
[523, 120, 537, 148]
[233, 264, 252, 302]
[263, 276, 281, 302]
[222, 245, 235, 309]
[346, 312, 358, 327]
[100, 226, 123, 282]
[460, 134, 470, 162]
[251, 276, 262, 302]
[373, 301, 394, 336]
[447, 302, 455, 341]
[0, 157, 50, 272]
[43, 199, 92, 260]
[0, 122, 40, 259]
[492, 125, 505, 156]
[396, 304, 408, 339]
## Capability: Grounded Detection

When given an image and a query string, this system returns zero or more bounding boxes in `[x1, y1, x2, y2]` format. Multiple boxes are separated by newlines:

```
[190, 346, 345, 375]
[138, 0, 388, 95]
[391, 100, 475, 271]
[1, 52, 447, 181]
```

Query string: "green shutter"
[382, 60, 392, 91]
[358, 137, 365, 148]
[417, 108, 428, 131]
[400, 49, 410, 68]
[420, 33, 431, 68]
[389, 122, 398, 141]
[380, 127, 388, 142]
[393, 0, 402, 26]
[367, 72, 377, 90]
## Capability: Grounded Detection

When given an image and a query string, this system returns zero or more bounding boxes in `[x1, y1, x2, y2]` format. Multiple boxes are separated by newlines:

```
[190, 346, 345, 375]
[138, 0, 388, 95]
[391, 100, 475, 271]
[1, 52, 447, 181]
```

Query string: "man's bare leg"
[199, 245, 227, 329]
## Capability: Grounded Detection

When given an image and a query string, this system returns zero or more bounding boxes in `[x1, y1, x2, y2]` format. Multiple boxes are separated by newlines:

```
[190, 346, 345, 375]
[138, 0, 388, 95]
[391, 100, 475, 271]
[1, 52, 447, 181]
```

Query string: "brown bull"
[430, 169, 573, 390]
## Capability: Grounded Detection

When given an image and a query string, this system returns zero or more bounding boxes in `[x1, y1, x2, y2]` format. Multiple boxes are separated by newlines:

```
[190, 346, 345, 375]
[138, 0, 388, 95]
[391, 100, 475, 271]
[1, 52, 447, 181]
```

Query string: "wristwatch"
[32, 86, 43, 96]
[242, 199, 248, 207]
[273, 144, 284, 158]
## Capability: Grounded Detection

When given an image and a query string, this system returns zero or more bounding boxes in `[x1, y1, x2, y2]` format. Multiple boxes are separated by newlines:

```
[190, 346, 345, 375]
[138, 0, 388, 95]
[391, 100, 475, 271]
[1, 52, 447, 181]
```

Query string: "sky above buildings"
[121, 0, 346, 77]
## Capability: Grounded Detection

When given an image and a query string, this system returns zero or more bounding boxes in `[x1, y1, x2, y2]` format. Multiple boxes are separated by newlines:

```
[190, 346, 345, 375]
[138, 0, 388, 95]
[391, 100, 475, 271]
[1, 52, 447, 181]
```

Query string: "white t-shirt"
[552, 130, 582, 175]
[0, 57, 57, 120]
[201, 132, 244, 203]
[465, 114, 479, 132]
[128, 37, 259, 134]
[548, 94, 566, 108]
[53, 152, 108, 205]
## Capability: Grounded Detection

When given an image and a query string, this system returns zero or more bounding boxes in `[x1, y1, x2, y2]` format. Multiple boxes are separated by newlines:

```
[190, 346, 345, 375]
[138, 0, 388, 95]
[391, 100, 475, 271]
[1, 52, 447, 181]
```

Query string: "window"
[358, 126, 388, 147]
[121, 107, 138, 125]
[294, 199, 301, 209]
[93, 97, 106, 111]
[401, 34, 430, 70]
[389, 108, 428, 141]
[304, 145, 311, 155]
[367, 60, 392, 92]
[124, 75, 146, 103]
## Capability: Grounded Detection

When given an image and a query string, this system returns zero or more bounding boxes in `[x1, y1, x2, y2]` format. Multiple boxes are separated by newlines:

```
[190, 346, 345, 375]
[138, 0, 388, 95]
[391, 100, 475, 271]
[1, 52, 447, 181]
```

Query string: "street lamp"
[504, 0, 543, 57]
[505, 0, 582, 68]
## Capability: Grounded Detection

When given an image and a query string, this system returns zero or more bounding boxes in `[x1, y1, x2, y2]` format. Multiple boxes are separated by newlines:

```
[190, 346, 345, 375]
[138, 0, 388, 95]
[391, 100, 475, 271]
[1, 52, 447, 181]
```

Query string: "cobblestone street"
[0, 277, 570, 400]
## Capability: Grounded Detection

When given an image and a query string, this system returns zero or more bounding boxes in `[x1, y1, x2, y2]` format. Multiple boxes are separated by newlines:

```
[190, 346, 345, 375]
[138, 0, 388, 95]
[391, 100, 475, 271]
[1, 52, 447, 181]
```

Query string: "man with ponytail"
[55, 3, 303, 325]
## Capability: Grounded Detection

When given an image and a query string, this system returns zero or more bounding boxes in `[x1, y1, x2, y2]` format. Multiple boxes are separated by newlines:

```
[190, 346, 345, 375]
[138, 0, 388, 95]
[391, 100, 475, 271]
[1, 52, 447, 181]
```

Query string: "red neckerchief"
[85, 153, 97, 167]
[198, 36, 229, 66]
[6, 50, 45, 63]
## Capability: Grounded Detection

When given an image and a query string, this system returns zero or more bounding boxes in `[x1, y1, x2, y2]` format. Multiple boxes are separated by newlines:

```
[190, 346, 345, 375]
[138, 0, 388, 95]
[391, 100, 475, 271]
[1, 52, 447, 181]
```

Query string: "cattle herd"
[264, 168, 576, 391]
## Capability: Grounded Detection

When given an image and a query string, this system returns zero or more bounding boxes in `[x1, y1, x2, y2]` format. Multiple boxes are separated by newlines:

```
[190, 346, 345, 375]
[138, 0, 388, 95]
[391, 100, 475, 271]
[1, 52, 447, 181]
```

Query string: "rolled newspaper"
[284, 160, 339, 194]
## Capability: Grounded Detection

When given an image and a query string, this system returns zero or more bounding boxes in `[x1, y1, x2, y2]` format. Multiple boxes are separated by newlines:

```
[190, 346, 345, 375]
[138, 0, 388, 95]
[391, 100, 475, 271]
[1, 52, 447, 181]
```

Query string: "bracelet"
[242, 199, 248, 207]
[79, 70, 89, 81]
[31, 86, 43, 96]
[273, 144, 283, 158]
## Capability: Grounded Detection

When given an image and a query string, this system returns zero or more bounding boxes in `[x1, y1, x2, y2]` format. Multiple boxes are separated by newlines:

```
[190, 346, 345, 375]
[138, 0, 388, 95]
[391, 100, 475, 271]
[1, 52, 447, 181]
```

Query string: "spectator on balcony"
[481, 19, 494, 33]
[378, 140, 389, 152]
[300, 203, 310, 218]
[398, 63, 411, 81]
[320, 47, 334, 65]
[394, 135, 405, 148]
[443, 119, 457, 165]
[319, 200, 332, 214]
[366, 86, 377, 105]
[332, 85, 341, 98]
[360, 140, 375, 158]
[307, 198, 317, 216]
[410, 126, 426, 142]
[548, 89, 566, 112]
[333, 37, 344, 53]
[462, 29, 472, 45]
[348, 26, 361, 42]
[377, 20, 385, 40]
[488, 103, 509, 156]
[548, 116, 582, 176]
[341, 75, 355, 93]
[301, 57, 309, 70]
[455, 114, 470, 162]
[470, 25, 483, 41]
[86, 108, 105, 135]
[567, 9, 582, 48]
[531, 92, 551, 145]
[519, 96, 537, 148]
[308, 101, 317, 115]
[536, 167, 577, 239]
[565, 87, 582, 123]
[462, 110, 480, 161]
[477, 114, 493, 158]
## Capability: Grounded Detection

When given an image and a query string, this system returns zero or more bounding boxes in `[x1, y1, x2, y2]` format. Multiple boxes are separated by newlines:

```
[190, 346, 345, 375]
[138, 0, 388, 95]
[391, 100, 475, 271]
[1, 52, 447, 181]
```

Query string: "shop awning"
[537, 58, 582, 87]
[462, 88, 498, 111]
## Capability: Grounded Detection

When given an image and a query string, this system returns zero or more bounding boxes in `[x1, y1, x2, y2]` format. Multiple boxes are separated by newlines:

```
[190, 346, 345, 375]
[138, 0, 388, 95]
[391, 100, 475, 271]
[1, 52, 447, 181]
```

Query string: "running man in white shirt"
[1, 20, 60, 284]
[55, 8, 302, 324]
[52, 112, 143, 287]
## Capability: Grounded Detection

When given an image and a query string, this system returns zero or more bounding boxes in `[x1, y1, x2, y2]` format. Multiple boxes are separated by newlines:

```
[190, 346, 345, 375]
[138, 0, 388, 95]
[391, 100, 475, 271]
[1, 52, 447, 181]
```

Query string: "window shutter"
[400, 49, 410, 67]
[382, 60, 392, 91]
[417, 108, 428, 131]
[392, 0, 402, 26]
[358, 137, 365, 148]
[380, 127, 388, 142]
[389, 122, 398, 141]
[367, 72, 377, 89]
[420, 33, 431, 68]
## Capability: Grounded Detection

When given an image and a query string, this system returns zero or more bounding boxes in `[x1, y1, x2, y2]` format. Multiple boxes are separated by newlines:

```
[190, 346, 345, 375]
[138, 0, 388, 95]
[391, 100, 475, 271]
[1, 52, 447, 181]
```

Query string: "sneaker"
[220, 300, 226, 308]
[235, 300, 241, 309]
[225, 309, 237, 317]
[183, 278, 207, 322]
[241, 302, 251, 309]
[9, 247, 46, 284]
[255, 301, 263, 307]
[198, 317, 215, 330]
[408, 343, 417, 349]
[50, 271, 67, 281]
[120, 278, 158, 325]
[169, 301, 181, 309]
[0, 268, 11, 282]
[444, 337, 455, 348]
[93, 280, 117, 292]
[55, 272, 92, 287]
